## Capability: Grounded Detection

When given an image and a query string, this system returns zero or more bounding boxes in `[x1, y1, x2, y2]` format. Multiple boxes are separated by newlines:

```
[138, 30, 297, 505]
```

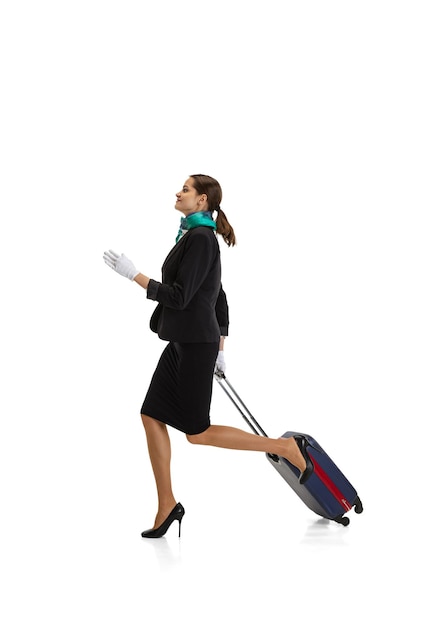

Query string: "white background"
[1, 1, 439, 624]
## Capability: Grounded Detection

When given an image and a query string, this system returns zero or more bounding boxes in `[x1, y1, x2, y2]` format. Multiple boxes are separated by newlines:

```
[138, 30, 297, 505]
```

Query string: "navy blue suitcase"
[215, 373, 363, 526]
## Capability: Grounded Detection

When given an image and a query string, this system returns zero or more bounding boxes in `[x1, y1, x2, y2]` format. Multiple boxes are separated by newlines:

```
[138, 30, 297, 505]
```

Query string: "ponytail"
[215, 207, 236, 247]
[189, 174, 236, 247]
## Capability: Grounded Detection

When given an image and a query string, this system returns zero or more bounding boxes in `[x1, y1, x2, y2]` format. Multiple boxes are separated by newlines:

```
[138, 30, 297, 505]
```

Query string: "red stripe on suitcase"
[309, 453, 352, 512]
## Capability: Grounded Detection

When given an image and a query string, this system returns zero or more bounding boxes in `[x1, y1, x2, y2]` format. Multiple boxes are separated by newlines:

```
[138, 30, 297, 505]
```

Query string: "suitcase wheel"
[354, 496, 363, 514]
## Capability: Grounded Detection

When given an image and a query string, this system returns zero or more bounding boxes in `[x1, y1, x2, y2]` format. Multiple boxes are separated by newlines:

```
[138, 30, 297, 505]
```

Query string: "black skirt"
[140, 342, 218, 435]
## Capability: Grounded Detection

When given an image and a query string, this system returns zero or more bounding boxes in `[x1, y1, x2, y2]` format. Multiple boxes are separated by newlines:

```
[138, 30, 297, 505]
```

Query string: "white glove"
[103, 249, 139, 281]
[215, 350, 226, 375]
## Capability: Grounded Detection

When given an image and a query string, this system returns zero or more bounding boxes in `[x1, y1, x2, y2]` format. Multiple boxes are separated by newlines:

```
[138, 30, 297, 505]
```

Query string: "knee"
[141, 414, 168, 437]
[186, 432, 206, 445]
[141, 413, 154, 430]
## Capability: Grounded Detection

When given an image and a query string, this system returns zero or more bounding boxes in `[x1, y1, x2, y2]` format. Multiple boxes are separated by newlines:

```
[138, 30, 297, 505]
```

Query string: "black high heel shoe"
[141, 503, 185, 539]
[296, 437, 314, 484]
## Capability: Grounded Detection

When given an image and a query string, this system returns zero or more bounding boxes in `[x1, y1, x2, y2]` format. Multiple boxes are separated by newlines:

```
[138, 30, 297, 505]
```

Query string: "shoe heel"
[141, 502, 185, 539]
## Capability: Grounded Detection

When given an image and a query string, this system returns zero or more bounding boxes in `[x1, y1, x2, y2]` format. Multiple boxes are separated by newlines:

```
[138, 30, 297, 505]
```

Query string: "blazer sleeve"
[215, 285, 229, 336]
[147, 231, 217, 310]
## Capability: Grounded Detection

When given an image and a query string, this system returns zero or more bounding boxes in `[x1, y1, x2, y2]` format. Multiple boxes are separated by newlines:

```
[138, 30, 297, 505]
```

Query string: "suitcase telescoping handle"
[214, 371, 269, 437]
[215, 371, 280, 462]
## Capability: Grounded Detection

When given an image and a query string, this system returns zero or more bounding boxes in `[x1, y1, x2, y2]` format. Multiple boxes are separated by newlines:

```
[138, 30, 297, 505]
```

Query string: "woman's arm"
[147, 232, 215, 310]
[133, 273, 150, 290]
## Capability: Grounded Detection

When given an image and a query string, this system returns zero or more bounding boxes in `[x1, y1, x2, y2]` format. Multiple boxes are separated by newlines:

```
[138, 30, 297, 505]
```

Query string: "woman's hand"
[215, 350, 226, 375]
[103, 250, 139, 281]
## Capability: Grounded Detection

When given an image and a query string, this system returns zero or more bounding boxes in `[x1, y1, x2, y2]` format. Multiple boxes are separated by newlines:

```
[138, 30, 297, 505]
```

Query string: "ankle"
[158, 498, 177, 513]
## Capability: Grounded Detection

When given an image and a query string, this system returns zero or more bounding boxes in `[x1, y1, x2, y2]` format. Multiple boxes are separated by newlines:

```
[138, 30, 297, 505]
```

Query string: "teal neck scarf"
[176, 211, 216, 243]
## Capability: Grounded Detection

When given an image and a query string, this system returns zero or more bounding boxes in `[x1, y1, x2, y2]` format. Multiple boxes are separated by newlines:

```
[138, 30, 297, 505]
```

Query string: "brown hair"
[190, 174, 236, 247]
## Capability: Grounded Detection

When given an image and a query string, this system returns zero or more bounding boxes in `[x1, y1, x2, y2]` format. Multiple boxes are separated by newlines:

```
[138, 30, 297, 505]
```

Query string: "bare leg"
[186, 425, 307, 473]
[141, 414, 177, 528]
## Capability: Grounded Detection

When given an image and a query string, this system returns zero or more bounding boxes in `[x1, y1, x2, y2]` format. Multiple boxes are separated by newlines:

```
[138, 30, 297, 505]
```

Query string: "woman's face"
[175, 178, 206, 216]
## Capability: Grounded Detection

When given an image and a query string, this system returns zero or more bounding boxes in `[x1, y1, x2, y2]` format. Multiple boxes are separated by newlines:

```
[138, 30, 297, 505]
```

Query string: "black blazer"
[147, 227, 229, 342]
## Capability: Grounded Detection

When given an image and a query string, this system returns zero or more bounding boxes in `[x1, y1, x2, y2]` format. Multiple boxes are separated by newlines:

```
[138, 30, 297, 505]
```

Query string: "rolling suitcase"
[215, 372, 363, 526]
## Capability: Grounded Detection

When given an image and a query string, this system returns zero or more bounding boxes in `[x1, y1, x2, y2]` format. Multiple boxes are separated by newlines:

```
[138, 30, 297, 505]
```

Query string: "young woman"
[103, 174, 312, 538]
